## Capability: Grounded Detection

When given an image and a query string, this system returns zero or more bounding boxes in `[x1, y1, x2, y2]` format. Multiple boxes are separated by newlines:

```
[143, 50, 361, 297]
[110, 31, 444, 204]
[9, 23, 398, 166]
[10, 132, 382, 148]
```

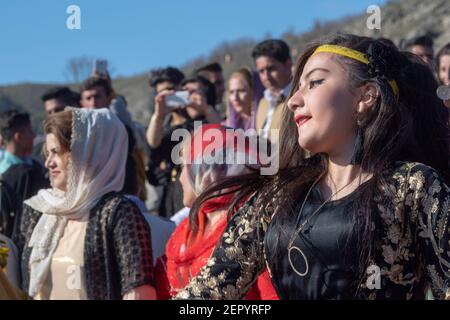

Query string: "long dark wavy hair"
[190, 34, 450, 295]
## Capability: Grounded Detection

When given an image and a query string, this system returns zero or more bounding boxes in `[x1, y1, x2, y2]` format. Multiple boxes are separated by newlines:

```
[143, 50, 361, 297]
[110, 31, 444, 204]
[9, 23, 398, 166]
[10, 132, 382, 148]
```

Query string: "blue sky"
[0, 0, 387, 85]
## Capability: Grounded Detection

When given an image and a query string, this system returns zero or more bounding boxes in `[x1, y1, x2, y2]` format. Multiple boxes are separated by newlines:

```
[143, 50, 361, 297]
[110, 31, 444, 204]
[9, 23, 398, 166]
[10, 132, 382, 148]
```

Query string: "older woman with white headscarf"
[13, 107, 155, 300]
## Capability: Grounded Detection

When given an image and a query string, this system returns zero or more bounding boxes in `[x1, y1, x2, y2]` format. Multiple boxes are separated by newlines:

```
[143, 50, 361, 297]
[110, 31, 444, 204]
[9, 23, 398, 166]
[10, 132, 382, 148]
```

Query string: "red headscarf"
[165, 124, 257, 293]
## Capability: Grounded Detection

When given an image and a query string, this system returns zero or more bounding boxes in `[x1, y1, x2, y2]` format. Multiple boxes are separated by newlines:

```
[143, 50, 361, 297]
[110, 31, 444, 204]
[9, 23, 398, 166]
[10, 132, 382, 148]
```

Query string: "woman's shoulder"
[92, 193, 150, 236]
[388, 161, 446, 182]
[385, 161, 449, 195]
[94, 192, 141, 216]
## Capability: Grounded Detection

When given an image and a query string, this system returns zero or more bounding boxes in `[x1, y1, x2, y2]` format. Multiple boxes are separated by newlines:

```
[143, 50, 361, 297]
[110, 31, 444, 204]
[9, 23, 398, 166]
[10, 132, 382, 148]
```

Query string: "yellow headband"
[311, 44, 400, 96]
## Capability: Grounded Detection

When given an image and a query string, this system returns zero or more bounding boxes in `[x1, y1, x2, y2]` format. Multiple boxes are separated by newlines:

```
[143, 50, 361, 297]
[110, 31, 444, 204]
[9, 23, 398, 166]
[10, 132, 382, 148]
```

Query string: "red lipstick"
[294, 114, 311, 127]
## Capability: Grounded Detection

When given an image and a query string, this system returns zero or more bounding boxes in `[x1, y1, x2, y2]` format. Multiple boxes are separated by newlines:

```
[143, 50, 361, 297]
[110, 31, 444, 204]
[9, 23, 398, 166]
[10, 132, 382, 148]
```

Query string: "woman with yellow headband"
[174, 34, 449, 300]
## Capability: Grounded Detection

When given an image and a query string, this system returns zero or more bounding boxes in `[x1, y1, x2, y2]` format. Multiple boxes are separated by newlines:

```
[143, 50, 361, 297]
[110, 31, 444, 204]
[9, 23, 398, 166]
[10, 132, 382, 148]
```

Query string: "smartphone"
[93, 59, 108, 76]
[164, 91, 190, 108]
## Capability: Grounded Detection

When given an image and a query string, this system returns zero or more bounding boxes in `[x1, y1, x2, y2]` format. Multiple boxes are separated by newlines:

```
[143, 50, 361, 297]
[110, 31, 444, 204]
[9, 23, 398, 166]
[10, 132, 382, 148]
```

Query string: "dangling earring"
[350, 124, 364, 165]
[303, 149, 312, 159]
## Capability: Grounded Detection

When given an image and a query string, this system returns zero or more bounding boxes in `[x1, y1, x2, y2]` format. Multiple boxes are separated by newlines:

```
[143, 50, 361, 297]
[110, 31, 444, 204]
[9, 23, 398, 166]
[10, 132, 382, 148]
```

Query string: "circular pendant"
[437, 85, 450, 100]
[288, 246, 309, 277]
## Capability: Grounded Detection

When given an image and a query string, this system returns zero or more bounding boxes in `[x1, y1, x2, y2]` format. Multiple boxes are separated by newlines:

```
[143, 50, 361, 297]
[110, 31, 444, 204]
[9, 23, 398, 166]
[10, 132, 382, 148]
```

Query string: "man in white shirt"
[253, 39, 292, 141]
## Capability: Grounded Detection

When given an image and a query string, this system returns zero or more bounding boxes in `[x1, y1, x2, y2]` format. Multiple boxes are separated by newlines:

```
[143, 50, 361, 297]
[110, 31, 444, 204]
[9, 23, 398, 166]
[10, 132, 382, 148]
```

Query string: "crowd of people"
[0, 32, 449, 300]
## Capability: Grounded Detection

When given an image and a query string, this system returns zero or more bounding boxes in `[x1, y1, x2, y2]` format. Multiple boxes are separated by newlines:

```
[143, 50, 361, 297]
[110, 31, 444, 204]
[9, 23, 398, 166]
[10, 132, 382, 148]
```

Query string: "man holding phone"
[146, 72, 221, 218]
[147, 75, 220, 150]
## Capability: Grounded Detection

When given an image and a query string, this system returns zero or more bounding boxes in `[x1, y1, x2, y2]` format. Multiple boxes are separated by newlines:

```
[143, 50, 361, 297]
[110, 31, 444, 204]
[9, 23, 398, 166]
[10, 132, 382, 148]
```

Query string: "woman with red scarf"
[154, 124, 277, 300]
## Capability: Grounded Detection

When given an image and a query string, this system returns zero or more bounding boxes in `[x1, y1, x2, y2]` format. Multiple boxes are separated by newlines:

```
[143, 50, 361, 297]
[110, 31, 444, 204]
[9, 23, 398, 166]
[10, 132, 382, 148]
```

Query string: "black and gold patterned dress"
[175, 162, 450, 300]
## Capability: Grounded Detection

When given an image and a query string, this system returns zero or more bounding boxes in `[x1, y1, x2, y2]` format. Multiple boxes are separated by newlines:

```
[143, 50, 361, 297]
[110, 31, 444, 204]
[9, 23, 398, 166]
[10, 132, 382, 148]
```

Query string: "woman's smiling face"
[287, 52, 361, 157]
[45, 133, 70, 192]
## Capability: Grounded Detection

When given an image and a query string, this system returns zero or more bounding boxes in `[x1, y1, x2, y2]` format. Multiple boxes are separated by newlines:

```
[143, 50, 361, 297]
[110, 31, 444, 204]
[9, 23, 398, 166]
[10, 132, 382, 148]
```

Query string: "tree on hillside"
[63, 56, 115, 83]
[63, 56, 94, 83]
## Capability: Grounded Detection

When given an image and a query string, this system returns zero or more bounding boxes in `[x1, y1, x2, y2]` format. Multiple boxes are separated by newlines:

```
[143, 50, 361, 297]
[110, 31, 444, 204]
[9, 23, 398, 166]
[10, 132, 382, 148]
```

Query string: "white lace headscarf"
[24, 107, 128, 298]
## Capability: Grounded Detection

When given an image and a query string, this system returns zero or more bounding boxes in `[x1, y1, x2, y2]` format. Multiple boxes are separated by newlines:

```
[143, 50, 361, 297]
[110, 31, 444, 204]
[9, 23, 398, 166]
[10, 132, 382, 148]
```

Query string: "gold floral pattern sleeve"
[175, 193, 270, 299]
[404, 163, 450, 299]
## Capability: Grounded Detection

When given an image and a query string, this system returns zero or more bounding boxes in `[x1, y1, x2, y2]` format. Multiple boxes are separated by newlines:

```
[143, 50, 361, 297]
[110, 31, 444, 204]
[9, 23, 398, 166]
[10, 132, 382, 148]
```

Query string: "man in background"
[41, 86, 80, 115]
[0, 110, 35, 175]
[195, 62, 226, 117]
[252, 39, 292, 142]
[0, 110, 48, 238]
[79, 77, 113, 109]
[402, 34, 435, 71]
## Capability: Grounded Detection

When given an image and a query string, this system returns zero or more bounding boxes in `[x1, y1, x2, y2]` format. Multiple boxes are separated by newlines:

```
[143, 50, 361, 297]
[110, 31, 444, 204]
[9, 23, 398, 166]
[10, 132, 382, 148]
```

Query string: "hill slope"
[0, 0, 448, 132]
